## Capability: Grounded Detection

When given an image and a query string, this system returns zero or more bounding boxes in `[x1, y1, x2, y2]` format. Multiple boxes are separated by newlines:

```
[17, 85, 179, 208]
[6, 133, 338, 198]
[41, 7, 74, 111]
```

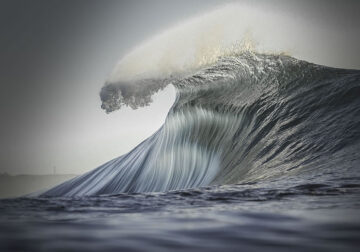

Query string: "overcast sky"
[1, 0, 359, 175]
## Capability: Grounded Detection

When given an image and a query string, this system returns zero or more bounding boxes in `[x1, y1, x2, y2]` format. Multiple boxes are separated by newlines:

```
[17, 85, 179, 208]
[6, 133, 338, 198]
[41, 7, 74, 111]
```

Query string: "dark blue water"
[1, 172, 360, 252]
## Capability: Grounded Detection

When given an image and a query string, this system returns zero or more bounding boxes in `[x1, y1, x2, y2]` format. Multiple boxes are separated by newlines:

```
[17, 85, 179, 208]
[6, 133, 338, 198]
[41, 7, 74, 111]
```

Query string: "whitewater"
[1, 4, 360, 252]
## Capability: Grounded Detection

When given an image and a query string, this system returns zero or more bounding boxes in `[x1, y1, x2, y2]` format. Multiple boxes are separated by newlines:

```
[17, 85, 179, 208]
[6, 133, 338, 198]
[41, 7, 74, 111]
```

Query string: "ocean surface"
[1, 175, 360, 251]
[1, 53, 359, 251]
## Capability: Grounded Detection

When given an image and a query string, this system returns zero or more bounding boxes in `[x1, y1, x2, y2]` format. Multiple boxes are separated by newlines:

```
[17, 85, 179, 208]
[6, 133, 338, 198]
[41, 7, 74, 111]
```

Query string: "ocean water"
[1, 174, 360, 251]
[1, 53, 359, 251]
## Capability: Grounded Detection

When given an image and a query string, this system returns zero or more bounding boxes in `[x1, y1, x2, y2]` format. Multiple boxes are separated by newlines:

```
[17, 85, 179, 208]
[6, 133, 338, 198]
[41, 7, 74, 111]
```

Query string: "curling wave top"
[100, 3, 354, 113]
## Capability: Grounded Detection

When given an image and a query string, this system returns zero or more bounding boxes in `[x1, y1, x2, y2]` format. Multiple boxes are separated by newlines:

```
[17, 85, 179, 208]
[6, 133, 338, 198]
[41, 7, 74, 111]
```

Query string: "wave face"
[42, 52, 360, 196]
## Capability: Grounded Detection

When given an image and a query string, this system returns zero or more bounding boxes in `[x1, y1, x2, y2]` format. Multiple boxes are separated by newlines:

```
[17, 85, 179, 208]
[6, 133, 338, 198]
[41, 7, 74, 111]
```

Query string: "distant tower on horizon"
[53, 166, 56, 175]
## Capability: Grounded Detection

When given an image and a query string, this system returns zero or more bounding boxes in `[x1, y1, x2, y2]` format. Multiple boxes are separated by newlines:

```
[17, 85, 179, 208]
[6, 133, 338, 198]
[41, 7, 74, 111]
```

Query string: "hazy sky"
[1, 0, 359, 175]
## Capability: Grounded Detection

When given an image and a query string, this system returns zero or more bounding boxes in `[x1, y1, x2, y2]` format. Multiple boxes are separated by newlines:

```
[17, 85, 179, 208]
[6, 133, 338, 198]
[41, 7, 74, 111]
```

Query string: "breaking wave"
[40, 4, 360, 197]
[42, 51, 360, 196]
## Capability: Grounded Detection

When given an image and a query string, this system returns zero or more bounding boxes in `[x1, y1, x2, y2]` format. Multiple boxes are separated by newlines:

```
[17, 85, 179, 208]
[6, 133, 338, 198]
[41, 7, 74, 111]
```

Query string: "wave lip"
[100, 78, 170, 113]
[42, 52, 360, 197]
